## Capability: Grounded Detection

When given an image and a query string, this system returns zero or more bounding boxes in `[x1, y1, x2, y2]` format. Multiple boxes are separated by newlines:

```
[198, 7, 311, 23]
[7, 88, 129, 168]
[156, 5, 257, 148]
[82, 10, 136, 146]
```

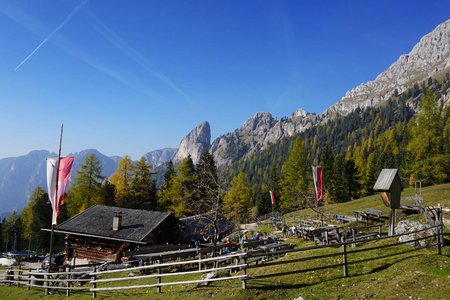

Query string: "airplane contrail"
[15, 0, 88, 71]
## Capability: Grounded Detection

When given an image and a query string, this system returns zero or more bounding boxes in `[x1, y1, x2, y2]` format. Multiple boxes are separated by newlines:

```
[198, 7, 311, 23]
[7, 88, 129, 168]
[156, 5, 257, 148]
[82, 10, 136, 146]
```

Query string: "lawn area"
[0, 184, 449, 299]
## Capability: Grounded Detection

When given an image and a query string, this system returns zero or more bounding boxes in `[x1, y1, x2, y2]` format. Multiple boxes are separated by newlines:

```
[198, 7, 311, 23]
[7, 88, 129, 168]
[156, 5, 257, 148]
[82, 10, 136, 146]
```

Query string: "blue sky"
[0, 0, 449, 160]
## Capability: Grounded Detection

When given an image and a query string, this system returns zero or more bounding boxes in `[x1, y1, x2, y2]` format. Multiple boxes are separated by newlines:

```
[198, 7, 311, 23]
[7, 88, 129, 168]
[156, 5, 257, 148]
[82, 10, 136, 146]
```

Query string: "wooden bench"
[354, 209, 384, 225]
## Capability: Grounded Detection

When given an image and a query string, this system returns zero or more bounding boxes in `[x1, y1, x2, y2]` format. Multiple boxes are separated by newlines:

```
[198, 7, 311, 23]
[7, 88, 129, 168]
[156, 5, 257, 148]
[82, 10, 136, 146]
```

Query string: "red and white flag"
[47, 156, 75, 225]
[269, 190, 276, 206]
[312, 166, 323, 201]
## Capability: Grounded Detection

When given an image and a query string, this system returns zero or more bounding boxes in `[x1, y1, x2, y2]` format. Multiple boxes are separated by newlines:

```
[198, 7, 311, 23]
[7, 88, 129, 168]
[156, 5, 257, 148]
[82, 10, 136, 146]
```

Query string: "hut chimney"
[112, 212, 122, 231]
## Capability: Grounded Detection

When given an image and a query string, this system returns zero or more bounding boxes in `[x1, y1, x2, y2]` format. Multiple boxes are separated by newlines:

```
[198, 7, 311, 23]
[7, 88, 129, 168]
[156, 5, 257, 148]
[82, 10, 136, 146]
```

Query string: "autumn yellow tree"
[109, 155, 134, 207]
[223, 171, 251, 224]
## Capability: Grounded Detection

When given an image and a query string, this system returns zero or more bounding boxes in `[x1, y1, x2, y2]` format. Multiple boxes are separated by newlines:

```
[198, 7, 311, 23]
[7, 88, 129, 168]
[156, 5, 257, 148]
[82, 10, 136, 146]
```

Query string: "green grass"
[0, 184, 449, 299]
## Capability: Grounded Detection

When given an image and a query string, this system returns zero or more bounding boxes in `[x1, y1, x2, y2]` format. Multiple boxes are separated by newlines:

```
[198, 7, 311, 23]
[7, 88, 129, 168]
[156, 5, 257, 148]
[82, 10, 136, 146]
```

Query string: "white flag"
[47, 158, 58, 225]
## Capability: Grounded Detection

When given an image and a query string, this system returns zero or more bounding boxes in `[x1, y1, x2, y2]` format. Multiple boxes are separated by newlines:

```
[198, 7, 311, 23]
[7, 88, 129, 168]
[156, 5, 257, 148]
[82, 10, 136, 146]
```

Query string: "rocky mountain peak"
[242, 112, 275, 131]
[172, 121, 211, 165]
[325, 18, 450, 118]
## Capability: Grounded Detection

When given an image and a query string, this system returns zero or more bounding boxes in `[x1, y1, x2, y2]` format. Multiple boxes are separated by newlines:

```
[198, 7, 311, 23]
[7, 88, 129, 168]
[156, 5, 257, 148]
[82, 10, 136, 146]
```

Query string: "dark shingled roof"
[54, 205, 172, 243]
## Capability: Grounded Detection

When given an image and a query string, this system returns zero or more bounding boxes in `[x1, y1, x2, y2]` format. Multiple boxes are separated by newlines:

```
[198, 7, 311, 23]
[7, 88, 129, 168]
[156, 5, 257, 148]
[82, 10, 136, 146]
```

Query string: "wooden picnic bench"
[354, 209, 385, 225]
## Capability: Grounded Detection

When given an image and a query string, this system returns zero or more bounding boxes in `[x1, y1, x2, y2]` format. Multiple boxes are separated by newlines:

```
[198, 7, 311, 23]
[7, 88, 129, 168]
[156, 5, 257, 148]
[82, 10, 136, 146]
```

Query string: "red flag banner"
[47, 156, 75, 225]
[269, 190, 276, 206]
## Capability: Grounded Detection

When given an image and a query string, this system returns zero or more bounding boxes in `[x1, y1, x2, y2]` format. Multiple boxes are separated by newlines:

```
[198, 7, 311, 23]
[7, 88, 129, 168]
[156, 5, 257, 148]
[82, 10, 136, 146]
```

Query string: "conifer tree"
[321, 144, 334, 201]
[67, 154, 105, 216]
[109, 155, 134, 207]
[223, 172, 251, 224]
[130, 156, 157, 210]
[331, 154, 347, 202]
[2, 212, 22, 252]
[158, 161, 176, 211]
[280, 137, 311, 211]
[196, 150, 219, 214]
[407, 90, 449, 184]
[20, 186, 51, 252]
[257, 185, 272, 216]
[345, 159, 361, 201]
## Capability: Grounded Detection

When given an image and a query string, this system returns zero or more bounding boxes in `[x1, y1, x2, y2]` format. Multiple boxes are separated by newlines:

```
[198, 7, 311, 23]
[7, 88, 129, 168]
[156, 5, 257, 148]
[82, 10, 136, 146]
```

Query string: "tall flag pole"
[46, 124, 74, 273]
[47, 124, 63, 273]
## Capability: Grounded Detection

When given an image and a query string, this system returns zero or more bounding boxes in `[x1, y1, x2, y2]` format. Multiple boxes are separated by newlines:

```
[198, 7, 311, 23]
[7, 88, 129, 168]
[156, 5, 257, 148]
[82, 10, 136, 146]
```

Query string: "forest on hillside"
[2, 74, 449, 254]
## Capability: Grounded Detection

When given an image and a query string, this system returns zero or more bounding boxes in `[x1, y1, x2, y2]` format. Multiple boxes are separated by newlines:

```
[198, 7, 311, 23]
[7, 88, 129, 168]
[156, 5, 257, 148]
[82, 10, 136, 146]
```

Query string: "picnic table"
[354, 209, 385, 225]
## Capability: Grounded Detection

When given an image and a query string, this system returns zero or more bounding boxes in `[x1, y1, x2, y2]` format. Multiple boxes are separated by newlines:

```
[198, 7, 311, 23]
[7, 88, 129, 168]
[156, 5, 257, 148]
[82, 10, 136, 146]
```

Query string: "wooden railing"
[0, 220, 444, 297]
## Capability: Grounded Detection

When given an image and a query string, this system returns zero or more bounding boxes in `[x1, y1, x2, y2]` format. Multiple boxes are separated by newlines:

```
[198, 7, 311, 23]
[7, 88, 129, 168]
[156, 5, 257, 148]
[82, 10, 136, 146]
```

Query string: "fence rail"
[0, 220, 444, 298]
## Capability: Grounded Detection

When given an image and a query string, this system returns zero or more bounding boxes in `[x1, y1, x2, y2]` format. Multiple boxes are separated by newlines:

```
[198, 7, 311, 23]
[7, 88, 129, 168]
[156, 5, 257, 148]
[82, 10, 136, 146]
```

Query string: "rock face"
[144, 148, 177, 167]
[325, 19, 450, 118]
[211, 110, 319, 167]
[172, 121, 211, 165]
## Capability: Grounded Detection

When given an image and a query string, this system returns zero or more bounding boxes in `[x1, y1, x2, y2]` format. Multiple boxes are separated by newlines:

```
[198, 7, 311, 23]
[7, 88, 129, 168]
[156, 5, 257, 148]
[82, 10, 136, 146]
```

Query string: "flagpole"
[48, 124, 63, 273]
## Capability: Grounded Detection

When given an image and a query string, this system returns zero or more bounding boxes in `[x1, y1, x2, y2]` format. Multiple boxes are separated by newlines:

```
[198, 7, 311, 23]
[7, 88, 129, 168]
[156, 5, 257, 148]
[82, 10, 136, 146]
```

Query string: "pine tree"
[130, 156, 157, 210]
[280, 137, 312, 211]
[407, 89, 448, 184]
[223, 172, 251, 224]
[321, 144, 334, 201]
[257, 185, 272, 216]
[196, 150, 219, 215]
[345, 159, 361, 201]
[67, 154, 105, 216]
[158, 161, 176, 211]
[331, 154, 347, 202]
[20, 186, 52, 252]
[109, 155, 134, 207]
[162, 156, 198, 217]
[2, 212, 22, 252]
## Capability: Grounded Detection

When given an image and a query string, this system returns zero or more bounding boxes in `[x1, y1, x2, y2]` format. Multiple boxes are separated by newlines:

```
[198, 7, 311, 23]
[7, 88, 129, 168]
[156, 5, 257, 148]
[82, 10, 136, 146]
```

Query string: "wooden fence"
[0, 222, 445, 297]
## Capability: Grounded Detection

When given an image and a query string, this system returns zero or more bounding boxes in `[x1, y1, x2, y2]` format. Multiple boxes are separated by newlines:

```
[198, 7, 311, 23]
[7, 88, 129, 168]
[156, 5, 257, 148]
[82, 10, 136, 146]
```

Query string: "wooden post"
[241, 257, 247, 289]
[437, 204, 443, 255]
[6, 268, 12, 287]
[198, 251, 202, 271]
[92, 266, 97, 298]
[27, 267, 31, 290]
[66, 266, 70, 297]
[44, 274, 49, 295]
[341, 236, 348, 277]
[388, 209, 396, 236]
[156, 259, 161, 293]
[17, 265, 21, 287]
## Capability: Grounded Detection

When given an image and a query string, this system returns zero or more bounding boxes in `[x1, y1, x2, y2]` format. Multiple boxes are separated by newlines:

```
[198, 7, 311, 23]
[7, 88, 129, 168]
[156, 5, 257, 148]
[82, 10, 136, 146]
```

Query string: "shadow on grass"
[245, 254, 423, 291]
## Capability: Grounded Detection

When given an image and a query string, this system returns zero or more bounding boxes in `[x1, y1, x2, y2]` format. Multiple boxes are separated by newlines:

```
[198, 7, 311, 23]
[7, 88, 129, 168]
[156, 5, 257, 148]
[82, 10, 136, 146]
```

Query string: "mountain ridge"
[1, 18, 449, 214]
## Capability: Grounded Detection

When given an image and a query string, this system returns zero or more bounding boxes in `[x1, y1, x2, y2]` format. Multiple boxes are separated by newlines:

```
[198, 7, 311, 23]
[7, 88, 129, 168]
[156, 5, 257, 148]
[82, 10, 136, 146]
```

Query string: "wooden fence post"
[241, 257, 247, 289]
[437, 204, 443, 255]
[66, 266, 71, 297]
[156, 259, 161, 293]
[17, 265, 21, 287]
[341, 236, 348, 277]
[92, 266, 97, 298]
[44, 273, 49, 295]
[27, 267, 31, 290]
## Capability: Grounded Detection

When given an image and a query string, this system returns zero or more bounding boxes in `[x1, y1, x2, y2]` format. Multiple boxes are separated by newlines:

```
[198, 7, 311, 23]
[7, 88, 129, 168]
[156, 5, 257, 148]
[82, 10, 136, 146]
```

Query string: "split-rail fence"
[0, 222, 444, 298]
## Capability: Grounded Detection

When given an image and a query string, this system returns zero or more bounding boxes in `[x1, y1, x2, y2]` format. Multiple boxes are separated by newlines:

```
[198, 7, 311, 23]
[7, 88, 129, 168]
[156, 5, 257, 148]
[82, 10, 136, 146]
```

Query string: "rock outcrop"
[172, 121, 211, 165]
[325, 19, 450, 118]
[211, 110, 319, 167]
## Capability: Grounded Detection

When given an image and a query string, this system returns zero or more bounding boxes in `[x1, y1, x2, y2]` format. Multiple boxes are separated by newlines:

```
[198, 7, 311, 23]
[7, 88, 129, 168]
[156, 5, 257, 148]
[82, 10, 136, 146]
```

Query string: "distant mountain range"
[0, 18, 449, 216]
